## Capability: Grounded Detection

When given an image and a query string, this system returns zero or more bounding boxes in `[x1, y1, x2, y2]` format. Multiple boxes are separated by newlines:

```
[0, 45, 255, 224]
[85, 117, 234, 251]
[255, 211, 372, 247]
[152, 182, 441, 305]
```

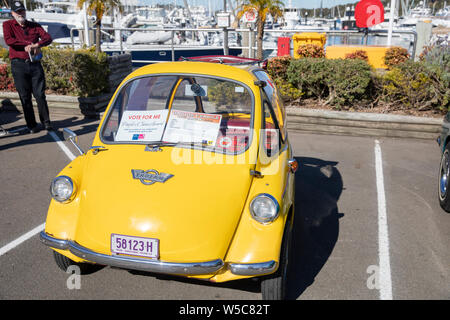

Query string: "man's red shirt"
[2, 19, 52, 60]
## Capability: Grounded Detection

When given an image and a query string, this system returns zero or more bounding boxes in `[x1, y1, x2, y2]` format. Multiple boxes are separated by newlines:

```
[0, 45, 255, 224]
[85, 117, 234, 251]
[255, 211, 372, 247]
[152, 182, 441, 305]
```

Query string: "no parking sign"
[355, 0, 385, 28]
[243, 9, 257, 23]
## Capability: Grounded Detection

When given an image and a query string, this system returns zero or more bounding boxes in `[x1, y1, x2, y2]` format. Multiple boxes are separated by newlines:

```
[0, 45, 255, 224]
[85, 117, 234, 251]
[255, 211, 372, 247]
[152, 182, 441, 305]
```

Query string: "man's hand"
[24, 43, 39, 53]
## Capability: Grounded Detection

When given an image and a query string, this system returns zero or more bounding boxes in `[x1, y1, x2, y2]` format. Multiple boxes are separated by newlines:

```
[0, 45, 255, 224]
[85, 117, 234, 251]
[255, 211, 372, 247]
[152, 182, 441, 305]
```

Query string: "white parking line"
[0, 130, 75, 257]
[48, 130, 76, 161]
[0, 223, 45, 257]
[374, 140, 393, 300]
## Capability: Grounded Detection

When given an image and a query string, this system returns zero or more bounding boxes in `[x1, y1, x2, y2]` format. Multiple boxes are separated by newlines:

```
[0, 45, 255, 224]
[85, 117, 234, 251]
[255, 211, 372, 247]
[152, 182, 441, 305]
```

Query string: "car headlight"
[50, 176, 76, 203]
[250, 194, 280, 224]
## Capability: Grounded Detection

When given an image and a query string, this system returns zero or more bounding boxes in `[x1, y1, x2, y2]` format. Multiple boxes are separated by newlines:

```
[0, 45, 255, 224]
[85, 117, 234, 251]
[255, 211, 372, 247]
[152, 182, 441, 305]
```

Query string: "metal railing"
[69, 26, 417, 64]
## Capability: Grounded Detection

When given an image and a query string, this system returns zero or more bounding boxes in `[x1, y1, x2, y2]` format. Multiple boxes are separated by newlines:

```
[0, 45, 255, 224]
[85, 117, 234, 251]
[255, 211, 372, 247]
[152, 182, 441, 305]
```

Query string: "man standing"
[2, 1, 53, 133]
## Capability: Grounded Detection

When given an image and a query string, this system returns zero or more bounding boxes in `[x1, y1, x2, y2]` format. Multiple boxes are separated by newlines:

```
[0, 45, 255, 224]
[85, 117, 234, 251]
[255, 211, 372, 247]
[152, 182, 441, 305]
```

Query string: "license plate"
[111, 234, 159, 259]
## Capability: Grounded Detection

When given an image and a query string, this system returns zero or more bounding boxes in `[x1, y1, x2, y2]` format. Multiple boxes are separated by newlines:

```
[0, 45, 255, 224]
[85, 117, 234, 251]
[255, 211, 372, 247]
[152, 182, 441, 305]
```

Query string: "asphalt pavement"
[0, 109, 449, 300]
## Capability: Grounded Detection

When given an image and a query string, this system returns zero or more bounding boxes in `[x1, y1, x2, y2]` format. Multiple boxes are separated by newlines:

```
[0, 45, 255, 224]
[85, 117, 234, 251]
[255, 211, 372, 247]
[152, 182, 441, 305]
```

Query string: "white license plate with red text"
[111, 234, 159, 259]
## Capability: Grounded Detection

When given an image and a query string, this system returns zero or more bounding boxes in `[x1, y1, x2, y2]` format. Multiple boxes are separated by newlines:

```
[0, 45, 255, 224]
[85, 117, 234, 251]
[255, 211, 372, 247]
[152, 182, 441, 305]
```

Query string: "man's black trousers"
[11, 59, 50, 129]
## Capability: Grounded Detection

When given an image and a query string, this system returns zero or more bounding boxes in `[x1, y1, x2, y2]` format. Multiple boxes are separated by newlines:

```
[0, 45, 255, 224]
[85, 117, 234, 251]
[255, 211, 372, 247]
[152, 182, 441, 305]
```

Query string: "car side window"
[262, 100, 281, 157]
[254, 70, 287, 142]
[172, 79, 200, 112]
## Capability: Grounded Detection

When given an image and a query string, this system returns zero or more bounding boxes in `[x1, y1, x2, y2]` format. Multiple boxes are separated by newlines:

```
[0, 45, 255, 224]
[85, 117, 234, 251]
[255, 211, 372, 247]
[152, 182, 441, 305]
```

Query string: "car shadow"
[0, 110, 99, 151]
[125, 268, 262, 296]
[286, 156, 344, 300]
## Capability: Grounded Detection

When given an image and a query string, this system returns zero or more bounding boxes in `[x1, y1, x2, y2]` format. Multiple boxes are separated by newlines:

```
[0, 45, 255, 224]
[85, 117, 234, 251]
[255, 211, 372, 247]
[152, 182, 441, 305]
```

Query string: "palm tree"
[236, 0, 284, 60]
[77, 0, 122, 52]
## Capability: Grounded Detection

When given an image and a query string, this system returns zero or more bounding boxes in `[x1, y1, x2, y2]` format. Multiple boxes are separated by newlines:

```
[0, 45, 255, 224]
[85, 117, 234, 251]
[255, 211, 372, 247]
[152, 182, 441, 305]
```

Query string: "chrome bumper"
[228, 261, 277, 276]
[40, 232, 277, 277]
[40, 232, 223, 275]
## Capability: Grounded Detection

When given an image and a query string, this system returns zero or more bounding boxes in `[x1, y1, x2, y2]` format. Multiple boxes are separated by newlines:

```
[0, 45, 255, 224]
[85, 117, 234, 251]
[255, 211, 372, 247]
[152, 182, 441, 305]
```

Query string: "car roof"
[124, 61, 260, 88]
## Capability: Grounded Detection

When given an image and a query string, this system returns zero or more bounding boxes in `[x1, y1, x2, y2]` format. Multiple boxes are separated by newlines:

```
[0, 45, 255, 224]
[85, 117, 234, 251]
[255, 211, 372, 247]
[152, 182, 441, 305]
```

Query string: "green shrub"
[287, 58, 373, 107]
[0, 47, 9, 62]
[0, 46, 109, 97]
[42, 46, 109, 97]
[274, 79, 304, 102]
[266, 56, 303, 102]
[420, 45, 450, 71]
[326, 58, 373, 106]
[266, 56, 292, 81]
[381, 60, 449, 110]
[287, 58, 329, 100]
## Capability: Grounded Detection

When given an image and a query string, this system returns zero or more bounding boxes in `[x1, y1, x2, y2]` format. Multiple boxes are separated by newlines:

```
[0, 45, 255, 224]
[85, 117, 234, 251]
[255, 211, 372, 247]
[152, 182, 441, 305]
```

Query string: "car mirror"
[63, 128, 77, 142]
[63, 128, 84, 156]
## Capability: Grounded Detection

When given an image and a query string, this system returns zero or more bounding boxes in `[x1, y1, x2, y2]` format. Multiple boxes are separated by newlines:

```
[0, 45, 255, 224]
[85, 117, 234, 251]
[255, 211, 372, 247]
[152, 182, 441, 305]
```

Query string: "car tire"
[438, 143, 450, 212]
[260, 217, 293, 300]
[53, 251, 102, 275]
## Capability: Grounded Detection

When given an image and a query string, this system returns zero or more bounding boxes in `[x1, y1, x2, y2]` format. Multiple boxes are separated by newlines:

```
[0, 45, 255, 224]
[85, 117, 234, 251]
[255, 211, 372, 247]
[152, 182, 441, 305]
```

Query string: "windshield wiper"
[147, 140, 217, 151]
[146, 141, 178, 147]
[145, 141, 176, 152]
[145, 141, 204, 152]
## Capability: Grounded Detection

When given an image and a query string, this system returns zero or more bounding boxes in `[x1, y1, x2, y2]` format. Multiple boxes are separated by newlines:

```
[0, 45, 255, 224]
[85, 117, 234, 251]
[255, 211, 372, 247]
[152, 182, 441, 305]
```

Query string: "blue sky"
[138, 1, 360, 10]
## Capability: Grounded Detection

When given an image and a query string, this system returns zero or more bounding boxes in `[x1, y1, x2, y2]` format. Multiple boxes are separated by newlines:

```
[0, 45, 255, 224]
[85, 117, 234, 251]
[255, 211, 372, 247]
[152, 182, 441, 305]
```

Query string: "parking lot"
[0, 109, 449, 300]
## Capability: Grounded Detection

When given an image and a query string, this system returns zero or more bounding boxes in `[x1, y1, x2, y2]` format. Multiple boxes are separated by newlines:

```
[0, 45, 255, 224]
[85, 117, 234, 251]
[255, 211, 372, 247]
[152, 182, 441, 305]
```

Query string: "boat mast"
[387, 0, 397, 46]
[182, 0, 194, 26]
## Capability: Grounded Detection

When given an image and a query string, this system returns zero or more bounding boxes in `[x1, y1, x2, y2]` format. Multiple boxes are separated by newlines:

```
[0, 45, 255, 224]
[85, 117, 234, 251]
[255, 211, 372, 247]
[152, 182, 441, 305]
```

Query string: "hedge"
[267, 47, 450, 112]
[0, 46, 109, 97]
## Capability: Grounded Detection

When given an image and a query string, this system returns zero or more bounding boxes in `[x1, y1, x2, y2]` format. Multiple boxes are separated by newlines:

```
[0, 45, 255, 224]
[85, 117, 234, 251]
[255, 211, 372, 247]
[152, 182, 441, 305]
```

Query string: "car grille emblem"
[131, 170, 174, 186]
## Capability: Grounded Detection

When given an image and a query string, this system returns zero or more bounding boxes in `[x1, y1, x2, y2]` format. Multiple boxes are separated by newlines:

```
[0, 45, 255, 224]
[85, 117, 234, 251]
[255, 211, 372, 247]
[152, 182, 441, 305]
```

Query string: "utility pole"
[223, 0, 229, 55]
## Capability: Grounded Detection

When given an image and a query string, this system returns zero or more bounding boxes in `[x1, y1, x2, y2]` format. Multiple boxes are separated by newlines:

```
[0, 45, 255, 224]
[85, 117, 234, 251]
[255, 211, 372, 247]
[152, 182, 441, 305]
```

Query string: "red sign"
[244, 9, 257, 23]
[355, 0, 385, 28]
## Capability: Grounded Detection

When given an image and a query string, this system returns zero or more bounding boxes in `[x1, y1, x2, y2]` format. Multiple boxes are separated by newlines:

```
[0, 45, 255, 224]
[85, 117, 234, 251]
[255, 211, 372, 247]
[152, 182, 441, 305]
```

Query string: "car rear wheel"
[53, 251, 103, 275]
[439, 144, 450, 212]
[260, 217, 293, 300]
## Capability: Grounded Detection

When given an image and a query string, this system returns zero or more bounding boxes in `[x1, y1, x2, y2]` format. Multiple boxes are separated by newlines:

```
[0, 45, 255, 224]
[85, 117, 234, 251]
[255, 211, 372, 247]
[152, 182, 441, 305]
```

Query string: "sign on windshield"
[101, 75, 253, 154]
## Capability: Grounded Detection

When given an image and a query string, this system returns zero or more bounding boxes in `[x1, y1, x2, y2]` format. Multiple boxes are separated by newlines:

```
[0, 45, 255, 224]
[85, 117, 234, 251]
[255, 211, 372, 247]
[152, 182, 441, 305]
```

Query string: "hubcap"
[439, 151, 450, 199]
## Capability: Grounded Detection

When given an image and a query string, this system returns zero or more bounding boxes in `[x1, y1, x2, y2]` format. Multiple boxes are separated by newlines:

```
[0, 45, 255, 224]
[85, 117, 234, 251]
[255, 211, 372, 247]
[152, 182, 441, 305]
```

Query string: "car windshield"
[101, 75, 254, 154]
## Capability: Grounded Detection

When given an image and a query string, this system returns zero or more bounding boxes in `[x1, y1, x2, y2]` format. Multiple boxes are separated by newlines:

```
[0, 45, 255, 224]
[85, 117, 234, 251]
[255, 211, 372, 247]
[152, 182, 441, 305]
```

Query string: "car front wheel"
[53, 251, 103, 275]
[260, 218, 293, 300]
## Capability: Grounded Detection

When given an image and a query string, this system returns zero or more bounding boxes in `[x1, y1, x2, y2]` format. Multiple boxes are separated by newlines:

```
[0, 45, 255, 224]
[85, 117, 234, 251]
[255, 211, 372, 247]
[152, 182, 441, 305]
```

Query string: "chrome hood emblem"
[131, 169, 174, 186]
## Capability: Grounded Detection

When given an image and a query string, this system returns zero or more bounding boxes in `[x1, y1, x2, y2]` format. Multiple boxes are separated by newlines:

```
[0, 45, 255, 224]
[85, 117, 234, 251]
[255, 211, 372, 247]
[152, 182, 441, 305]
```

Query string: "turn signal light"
[288, 159, 298, 173]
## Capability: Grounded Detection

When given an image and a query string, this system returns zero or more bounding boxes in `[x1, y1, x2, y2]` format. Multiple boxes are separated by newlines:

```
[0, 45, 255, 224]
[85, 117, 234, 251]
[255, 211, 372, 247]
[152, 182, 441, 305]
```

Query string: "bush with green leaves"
[286, 58, 329, 100]
[326, 58, 373, 106]
[381, 60, 449, 111]
[286, 58, 373, 107]
[0, 45, 109, 97]
[42, 46, 109, 97]
[266, 56, 303, 102]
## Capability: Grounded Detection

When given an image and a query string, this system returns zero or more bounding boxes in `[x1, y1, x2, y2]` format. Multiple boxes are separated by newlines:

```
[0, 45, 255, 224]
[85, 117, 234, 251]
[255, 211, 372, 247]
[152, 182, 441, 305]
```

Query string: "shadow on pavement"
[286, 157, 344, 300]
[126, 269, 261, 297]
[0, 109, 100, 151]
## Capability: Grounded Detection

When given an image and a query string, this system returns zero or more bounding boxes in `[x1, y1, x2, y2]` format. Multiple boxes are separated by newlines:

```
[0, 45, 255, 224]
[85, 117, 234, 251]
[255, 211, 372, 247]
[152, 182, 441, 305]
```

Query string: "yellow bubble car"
[40, 57, 297, 300]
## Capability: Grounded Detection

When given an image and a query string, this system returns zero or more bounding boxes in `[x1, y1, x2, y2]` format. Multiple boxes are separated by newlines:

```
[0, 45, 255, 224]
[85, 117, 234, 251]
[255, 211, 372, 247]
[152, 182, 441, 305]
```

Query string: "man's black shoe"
[45, 125, 54, 131]
[30, 126, 40, 134]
